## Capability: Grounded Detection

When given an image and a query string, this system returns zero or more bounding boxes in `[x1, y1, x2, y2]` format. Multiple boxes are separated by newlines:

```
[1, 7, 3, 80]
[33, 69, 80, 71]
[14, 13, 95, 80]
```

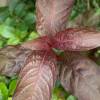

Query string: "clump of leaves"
[0, 75, 17, 100]
[0, 0, 36, 47]
[68, 0, 100, 29]
[0, 0, 100, 100]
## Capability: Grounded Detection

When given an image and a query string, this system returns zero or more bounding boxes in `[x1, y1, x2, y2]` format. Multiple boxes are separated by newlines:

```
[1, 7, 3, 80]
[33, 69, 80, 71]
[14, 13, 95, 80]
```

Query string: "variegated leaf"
[60, 52, 100, 100]
[51, 28, 100, 51]
[0, 46, 31, 77]
[36, 0, 74, 36]
[13, 51, 57, 100]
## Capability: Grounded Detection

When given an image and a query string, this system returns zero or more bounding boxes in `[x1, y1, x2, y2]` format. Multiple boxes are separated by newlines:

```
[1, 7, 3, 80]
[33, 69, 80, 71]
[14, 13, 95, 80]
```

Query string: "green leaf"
[0, 25, 15, 38]
[16, 22, 28, 34]
[8, 97, 12, 100]
[0, 90, 3, 100]
[67, 95, 77, 100]
[8, 79, 17, 96]
[15, 3, 26, 16]
[52, 48, 64, 56]
[0, 10, 9, 24]
[9, 0, 19, 14]
[0, 82, 8, 100]
[28, 31, 39, 40]
[52, 94, 58, 100]
[52, 82, 70, 100]
[7, 37, 20, 45]
[15, 29, 28, 40]
[0, 76, 9, 85]
[15, 21, 28, 39]
[24, 13, 36, 26]
[4, 17, 16, 27]
[0, 40, 3, 48]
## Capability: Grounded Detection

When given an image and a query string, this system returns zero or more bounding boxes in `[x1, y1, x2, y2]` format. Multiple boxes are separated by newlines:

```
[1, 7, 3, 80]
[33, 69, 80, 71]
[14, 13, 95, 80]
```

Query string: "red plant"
[0, 0, 100, 100]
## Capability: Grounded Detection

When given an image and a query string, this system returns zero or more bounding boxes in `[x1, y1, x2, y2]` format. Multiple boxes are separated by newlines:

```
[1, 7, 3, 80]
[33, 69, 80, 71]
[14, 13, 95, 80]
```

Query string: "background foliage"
[0, 0, 99, 100]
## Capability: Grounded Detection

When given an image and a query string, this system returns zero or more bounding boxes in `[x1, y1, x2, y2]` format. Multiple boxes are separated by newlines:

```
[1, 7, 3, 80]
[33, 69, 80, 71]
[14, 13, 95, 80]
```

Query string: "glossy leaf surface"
[13, 51, 57, 100]
[60, 52, 100, 100]
[36, 0, 74, 36]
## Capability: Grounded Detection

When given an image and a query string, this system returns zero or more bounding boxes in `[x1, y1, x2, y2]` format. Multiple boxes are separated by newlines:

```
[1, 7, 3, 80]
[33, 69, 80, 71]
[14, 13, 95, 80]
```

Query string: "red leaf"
[13, 51, 57, 100]
[36, 0, 74, 36]
[21, 37, 51, 51]
[0, 46, 31, 77]
[52, 28, 100, 51]
[60, 52, 100, 100]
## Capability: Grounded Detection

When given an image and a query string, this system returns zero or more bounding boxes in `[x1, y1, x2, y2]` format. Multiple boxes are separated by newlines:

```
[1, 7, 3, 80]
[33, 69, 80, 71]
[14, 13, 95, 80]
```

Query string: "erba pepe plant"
[0, 0, 100, 100]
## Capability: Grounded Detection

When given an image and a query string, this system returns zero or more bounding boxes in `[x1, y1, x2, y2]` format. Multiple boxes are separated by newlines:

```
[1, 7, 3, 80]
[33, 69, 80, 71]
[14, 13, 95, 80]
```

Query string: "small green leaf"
[28, 31, 39, 40]
[15, 3, 26, 16]
[24, 13, 36, 26]
[52, 94, 58, 100]
[4, 17, 16, 27]
[0, 40, 3, 48]
[9, 79, 17, 96]
[15, 30, 28, 40]
[0, 10, 9, 23]
[67, 95, 77, 100]
[7, 37, 20, 45]
[0, 25, 15, 38]
[0, 82, 8, 100]
[8, 97, 12, 100]
[52, 48, 64, 56]
[16, 22, 28, 35]
[0, 90, 3, 100]
[9, 0, 19, 14]
[0, 76, 9, 85]
[52, 82, 70, 100]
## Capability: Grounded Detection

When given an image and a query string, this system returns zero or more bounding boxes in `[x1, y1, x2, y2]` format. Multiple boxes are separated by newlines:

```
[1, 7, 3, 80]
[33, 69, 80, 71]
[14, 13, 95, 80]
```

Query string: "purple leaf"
[0, 46, 31, 77]
[36, 0, 74, 36]
[21, 37, 51, 51]
[60, 52, 100, 100]
[52, 28, 100, 51]
[13, 51, 57, 100]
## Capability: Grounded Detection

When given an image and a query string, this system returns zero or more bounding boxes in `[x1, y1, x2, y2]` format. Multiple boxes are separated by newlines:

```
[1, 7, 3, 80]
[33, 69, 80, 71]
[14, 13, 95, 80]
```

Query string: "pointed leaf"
[52, 28, 100, 51]
[0, 37, 51, 77]
[9, 79, 17, 96]
[0, 46, 31, 77]
[13, 51, 57, 100]
[60, 52, 100, 100]
[22, 37, 51, 51]
[0, 82, 8, 100]
[36, 0, 74, 36]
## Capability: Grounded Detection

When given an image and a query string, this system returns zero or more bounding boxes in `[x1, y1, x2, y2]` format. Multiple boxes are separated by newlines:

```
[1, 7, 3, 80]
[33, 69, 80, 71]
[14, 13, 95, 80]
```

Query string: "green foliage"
[8, 79, 17, 96]
[69, 0, 100, 30]
[70, 0, 100, 20]
[67, 95, 77, 100]
[0, 0, 36, 48]
[52, 81, 76, 100]
[0, 76, 18, 100]
[0, 82, 8, 100]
